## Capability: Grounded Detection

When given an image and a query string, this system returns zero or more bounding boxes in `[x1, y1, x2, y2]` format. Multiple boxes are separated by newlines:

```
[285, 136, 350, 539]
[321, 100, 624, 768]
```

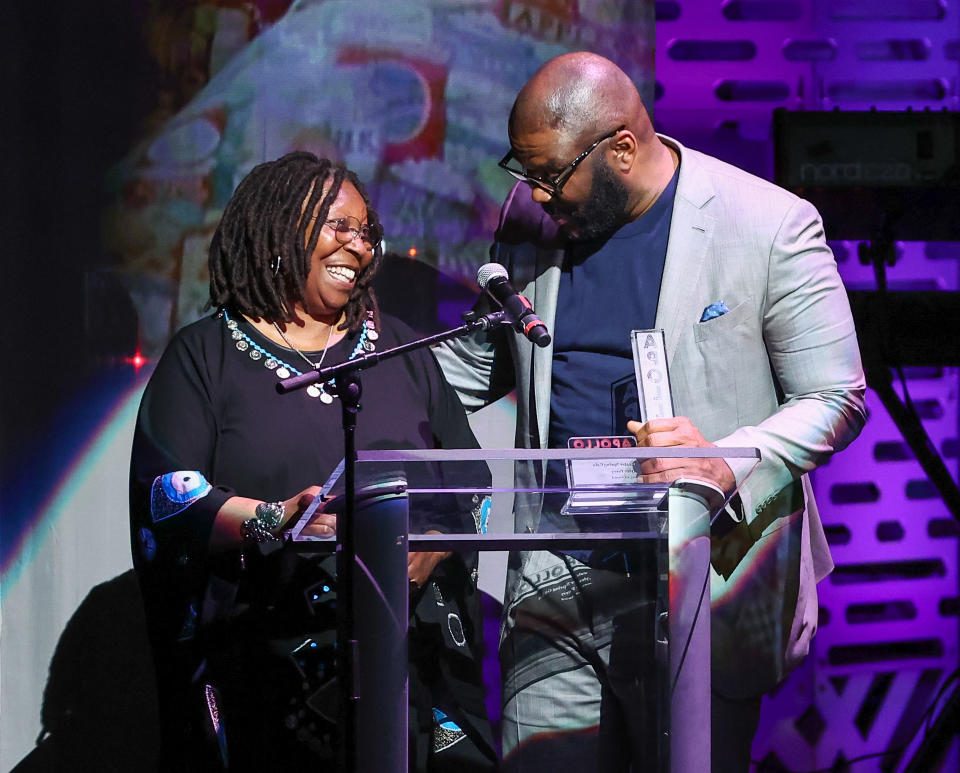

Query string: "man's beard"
[547, 156, 630, 242]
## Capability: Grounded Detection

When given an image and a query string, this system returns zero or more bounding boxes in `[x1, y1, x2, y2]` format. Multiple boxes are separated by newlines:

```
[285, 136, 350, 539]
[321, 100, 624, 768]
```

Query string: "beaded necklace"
[220, 308, 378, 403]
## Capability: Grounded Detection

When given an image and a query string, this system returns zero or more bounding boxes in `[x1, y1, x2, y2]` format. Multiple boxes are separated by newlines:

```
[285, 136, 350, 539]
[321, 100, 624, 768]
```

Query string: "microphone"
[477, 263, 551, 347]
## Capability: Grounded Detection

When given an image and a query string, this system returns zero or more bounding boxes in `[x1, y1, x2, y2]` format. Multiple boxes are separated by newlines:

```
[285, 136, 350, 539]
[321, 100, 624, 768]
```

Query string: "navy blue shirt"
[549, 168, 679, 447]
[543, 168, 679, 544]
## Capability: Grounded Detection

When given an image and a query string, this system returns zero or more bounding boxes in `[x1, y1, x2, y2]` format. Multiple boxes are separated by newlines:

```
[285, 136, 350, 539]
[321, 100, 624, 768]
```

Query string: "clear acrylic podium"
[290, 446, 759, 773]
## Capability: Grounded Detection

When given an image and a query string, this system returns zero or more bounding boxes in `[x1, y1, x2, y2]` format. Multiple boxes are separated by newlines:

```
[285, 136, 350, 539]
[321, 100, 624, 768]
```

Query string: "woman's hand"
[211, 486, 322, 550]
[299, 495, 338, 538]
[282, 486, 323, 532]
[408, 531, 451, 590]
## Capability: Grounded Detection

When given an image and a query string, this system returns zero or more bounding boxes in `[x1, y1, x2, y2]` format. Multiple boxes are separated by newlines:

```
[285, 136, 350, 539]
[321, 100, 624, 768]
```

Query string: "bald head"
[505, 52, 677, 233]
[511, 52, 654, 146]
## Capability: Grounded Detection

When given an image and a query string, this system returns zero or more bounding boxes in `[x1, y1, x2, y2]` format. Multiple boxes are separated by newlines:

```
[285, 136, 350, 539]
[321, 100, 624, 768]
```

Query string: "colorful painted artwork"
[102, 0, 654, 353]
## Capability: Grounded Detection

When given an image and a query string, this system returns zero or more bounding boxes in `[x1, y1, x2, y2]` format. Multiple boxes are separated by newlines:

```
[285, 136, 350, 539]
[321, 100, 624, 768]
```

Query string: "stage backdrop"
[103, 0, 656, 356]
[0, 1, 654, 769]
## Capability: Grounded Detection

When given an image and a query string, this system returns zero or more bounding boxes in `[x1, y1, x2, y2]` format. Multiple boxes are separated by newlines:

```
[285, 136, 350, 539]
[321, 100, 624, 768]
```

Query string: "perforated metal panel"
[654, 2, 960, 770]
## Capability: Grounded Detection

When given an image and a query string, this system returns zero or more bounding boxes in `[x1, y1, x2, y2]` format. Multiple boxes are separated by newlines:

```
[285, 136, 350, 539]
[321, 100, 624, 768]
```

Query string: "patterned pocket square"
[700, 301, 730, 322]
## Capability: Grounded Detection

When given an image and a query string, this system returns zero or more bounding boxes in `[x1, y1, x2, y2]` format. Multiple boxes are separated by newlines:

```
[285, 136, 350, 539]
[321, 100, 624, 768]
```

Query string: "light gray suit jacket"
[434, 135, 866, 697]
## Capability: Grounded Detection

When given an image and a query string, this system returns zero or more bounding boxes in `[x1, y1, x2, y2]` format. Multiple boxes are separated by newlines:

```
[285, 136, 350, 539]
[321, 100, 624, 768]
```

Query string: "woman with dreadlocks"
[130, 152, 496, 771]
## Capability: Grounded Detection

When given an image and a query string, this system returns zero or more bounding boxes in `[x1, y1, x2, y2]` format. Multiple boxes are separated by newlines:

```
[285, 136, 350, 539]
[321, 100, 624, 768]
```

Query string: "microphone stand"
[276, 310, 508, 772]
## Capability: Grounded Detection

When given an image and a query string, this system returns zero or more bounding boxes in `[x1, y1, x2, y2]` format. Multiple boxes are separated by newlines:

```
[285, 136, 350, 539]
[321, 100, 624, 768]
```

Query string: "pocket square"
[700, 301, 730, 322]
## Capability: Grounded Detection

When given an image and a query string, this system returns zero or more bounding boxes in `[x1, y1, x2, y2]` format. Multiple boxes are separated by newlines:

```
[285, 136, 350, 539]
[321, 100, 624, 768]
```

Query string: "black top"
[131, 311, 481, 581]
[129, 310, 492, 767]
[549, 165, 679, 446]
[542, 169, 680, 557]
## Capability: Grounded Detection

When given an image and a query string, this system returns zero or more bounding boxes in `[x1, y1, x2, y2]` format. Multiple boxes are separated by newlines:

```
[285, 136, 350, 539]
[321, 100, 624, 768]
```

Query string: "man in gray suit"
[435, 52, 866, 772]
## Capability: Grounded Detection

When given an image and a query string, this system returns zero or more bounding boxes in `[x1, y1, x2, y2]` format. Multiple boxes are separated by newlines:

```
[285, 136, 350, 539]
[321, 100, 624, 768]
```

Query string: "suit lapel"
[530, 250, 562, 448]
[655, 140, 718, 368]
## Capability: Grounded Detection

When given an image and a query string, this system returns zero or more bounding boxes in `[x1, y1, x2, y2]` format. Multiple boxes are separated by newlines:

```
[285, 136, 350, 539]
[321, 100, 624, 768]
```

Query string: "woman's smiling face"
[299, 180, 374, 322]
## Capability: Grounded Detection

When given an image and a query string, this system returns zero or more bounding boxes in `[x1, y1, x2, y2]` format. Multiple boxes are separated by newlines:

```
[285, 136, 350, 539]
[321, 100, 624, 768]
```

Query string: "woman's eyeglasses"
[313, 215, 383, 249]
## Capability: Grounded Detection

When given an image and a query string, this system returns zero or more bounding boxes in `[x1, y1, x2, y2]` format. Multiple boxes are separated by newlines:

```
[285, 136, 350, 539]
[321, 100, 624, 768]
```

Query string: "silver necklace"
[221, 309, 376, 403]
[272, 317, 336, 369]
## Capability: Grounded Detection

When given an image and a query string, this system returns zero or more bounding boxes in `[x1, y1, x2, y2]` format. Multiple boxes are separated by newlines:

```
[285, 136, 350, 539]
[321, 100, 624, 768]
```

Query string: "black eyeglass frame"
[497, 125, 626, 197]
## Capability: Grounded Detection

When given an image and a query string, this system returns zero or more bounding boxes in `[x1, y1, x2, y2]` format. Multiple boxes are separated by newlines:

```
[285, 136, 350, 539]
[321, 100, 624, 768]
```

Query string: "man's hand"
[626, 416, 736, 494]
[408, 531, 451, 590]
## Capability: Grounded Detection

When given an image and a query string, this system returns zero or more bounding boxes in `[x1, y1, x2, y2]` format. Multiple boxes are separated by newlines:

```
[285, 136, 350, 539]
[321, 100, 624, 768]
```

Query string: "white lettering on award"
[630, 329, 674, 422]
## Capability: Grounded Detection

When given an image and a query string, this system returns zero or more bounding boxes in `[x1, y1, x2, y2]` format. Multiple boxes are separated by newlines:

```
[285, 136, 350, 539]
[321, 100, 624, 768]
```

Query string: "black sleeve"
[129, 325, 234, 581]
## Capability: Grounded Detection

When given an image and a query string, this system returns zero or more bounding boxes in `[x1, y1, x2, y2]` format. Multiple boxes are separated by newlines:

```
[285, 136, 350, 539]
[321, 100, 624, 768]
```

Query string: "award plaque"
[630, 329, 674, 423]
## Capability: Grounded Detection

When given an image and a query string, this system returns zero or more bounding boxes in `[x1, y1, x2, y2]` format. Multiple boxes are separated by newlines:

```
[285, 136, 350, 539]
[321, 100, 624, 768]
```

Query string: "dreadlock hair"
[208, 151, 383, 335]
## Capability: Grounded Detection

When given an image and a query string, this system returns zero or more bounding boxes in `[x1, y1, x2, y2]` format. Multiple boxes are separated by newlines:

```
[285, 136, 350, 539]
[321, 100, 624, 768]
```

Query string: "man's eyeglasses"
[316, 215, 383, 249]
[498, 125, 625, 197]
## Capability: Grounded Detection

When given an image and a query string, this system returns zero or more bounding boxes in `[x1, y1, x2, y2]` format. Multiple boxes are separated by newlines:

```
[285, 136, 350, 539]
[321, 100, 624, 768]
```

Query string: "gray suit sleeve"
[432, 186, 537, 413]
[715, 197, 866, 525]
[432, 317, 515, 413]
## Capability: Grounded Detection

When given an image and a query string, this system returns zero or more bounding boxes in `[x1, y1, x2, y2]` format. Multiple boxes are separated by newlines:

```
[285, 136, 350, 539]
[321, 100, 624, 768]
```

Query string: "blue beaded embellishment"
[221, 308, 374, 402]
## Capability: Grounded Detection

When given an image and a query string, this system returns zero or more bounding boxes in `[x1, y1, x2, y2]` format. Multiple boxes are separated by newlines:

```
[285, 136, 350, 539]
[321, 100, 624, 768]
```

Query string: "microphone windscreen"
[477, 262, 509, 290]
